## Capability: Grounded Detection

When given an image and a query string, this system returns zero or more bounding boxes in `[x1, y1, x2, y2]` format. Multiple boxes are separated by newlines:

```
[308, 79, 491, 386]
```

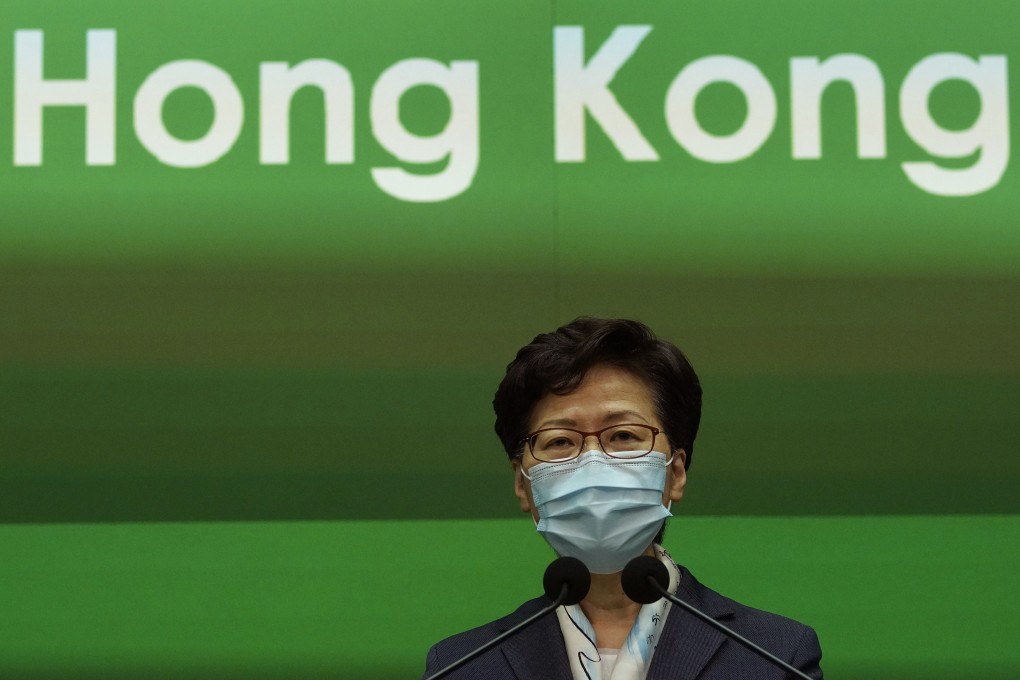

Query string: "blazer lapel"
[647, 567, 735, 680]
[494, 570, 734, 680]
[500, 601, 573, 679]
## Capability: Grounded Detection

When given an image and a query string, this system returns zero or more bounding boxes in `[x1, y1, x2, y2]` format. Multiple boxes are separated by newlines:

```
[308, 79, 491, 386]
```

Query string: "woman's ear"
[512, 460, 534, 513]
[667, 449, 688, 503]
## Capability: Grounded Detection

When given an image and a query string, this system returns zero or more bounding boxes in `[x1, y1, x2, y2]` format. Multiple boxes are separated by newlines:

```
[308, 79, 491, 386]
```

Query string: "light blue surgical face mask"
[523, 449, 673, 574]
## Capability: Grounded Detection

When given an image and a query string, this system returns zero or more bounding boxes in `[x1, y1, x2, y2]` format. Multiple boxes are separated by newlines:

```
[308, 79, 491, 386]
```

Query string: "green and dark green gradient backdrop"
[1, 1, 1018, 678]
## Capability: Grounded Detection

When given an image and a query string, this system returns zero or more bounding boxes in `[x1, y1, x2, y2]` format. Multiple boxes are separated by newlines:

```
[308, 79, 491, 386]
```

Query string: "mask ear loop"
[663, 447, 683, 511]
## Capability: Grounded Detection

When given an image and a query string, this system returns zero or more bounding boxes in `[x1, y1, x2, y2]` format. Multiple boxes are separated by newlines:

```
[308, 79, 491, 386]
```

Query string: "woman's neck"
[581, 571, 641, 617]
[576, 547, 657, 643]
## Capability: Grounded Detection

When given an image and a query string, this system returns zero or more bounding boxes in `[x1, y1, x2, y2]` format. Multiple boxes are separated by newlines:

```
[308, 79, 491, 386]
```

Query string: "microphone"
[621, 556, 814, 680]
[424, 556, 590, 680]
[543, 555, 591, 605]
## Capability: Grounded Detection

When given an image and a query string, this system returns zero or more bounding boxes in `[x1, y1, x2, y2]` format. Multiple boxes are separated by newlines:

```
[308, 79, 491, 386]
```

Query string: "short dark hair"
[493, 317, 702, 469]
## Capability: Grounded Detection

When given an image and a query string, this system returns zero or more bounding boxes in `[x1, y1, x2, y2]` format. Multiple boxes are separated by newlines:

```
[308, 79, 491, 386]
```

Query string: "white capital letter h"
[14, 29, 117, 166]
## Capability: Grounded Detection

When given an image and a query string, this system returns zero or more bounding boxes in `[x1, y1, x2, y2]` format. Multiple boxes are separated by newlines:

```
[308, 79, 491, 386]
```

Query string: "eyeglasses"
[520, 423, 664, 463]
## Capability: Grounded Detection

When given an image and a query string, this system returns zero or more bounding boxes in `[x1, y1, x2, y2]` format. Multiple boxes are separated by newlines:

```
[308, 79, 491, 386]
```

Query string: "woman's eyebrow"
[535, 409, 649, 429]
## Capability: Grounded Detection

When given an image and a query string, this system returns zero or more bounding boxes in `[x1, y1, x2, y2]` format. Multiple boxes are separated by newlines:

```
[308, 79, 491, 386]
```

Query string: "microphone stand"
[423, 584, 567, 680]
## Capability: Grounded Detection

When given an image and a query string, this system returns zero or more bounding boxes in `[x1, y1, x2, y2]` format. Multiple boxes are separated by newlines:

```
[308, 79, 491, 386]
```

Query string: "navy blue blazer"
[424, 565, 823, 679]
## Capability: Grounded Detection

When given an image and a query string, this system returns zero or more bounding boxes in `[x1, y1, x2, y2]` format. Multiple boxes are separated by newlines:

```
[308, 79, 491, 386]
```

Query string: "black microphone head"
[621, 555, 669, 604]
[543, 556, 591, 605]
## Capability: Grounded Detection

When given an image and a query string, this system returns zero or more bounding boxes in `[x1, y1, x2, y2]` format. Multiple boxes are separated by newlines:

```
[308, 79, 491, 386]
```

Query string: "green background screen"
[2, 1, 1018, 678]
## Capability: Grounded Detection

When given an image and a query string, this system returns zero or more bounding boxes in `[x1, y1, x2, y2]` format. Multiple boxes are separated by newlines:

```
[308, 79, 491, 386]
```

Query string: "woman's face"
[512, 363, 687, 520]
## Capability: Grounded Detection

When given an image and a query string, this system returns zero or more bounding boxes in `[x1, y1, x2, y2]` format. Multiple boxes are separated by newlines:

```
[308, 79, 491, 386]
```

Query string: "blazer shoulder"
[424, 597, 549, 673]
[682, 566, 815, 637]
[678, 567, 823, 677]
[723, 591, 814, 638]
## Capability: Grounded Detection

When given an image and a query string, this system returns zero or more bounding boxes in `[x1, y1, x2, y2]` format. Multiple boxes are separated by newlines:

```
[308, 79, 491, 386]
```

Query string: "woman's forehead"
[529, 365, 656, 429]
